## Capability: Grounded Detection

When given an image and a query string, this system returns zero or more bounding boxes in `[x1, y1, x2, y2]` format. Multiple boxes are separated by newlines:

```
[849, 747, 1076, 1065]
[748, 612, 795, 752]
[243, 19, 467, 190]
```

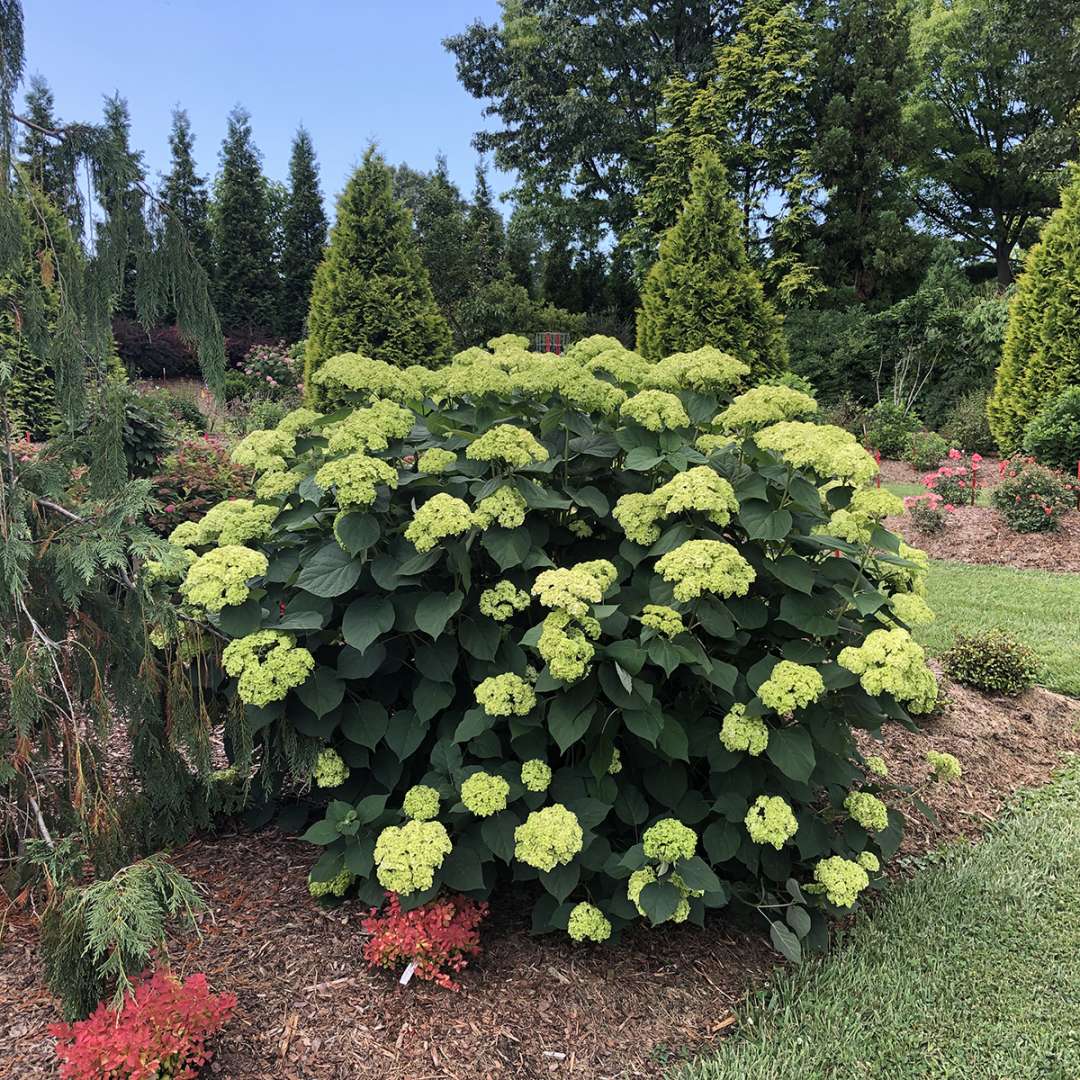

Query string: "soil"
[4, 682, 1079, 1080]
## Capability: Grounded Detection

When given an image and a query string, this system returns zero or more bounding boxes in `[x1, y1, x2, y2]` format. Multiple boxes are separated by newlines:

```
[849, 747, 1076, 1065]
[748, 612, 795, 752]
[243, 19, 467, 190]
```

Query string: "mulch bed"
[4, 682, 1080, 1080]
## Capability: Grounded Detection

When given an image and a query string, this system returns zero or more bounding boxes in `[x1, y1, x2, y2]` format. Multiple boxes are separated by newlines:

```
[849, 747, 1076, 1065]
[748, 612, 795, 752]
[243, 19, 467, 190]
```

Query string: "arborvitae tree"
[988, 169, 1080, 451]
[280, 126, 326, 340]
[467, 161, 504, 283]
[160, 108, 210, 275]
[811, 0, 923, 302]
[304, 146, 451, 395]
[636, 151, 787, 376]
[18, 74, 79, 229]
[211, 107, 279, 334]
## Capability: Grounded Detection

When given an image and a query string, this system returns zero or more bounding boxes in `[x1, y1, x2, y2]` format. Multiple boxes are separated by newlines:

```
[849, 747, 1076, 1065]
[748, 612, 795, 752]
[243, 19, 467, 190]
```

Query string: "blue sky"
[23, 0, 511, 213]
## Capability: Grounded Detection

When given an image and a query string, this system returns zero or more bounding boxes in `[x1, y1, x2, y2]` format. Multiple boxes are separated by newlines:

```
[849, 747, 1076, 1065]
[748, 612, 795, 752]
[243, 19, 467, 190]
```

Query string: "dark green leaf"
[296, 542, 362, 597]
[342, 596, 394, 653]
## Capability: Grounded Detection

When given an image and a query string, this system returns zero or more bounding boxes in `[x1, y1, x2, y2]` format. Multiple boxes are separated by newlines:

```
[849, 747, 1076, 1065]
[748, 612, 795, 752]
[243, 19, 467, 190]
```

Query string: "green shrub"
[784, 307, 878, 405]
[940, 389, 997, 456]
[905, 431, 948, 472]
[1022, 386, 1080, 472]
[865, 402, 921, 458]
[142, 387, 206, 432]
[991, 458, 1074, 532]
[763, 370, 817, 398]
[941, 629, 1040, 695]
[158, 343, 939, 946]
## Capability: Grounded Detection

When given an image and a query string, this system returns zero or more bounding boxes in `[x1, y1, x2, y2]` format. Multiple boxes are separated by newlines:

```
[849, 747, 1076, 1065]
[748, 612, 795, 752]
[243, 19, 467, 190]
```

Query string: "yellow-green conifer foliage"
[304, 147, 451, 402]
[636, 152, 788, 379]
[989, 168, 1080, 452]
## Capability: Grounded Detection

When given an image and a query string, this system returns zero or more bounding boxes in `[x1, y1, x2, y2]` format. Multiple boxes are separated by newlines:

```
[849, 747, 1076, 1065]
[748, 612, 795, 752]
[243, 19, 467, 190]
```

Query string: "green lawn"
[884, 480, 993, 507]
[678, 761, 1080, 1080]
[917, 562, 1080, 696]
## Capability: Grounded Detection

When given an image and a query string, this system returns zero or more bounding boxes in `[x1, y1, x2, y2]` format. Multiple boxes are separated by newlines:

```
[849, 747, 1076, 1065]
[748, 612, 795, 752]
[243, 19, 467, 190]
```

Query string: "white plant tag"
[399, 961, 417, 986]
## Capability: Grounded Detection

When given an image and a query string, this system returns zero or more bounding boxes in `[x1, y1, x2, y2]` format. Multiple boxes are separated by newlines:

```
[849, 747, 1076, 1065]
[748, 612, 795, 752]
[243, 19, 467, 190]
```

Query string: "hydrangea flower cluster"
[478, 580, 531, 621]
[403, 784, 441, 821]
[276, 406, 322, 435]
[614, 467, 739, 546]
[461, 771, 511, 817]
[888, 592, 935, 628]
[745, 795, 799, 849]
[231, 427, 296, 473]
[475, 673, 537, 717]
[642, 819, 697, 863]
[374, 819, 453, 894]
[255, 468, 302, 500]
[856, 851, 880, 873]
[520, 759, 552, 792]
[755, 421, 878, 486]
[813, 855, 869, 908]
[466, 424, 549, 468]
[825, 488, 905, 543]
[757, 660, 826, 714]
[608, 748, 622, 774]
[874, 542, 930, 597]
[312, 748, 350, 788]
[865, 755, 889, 778]
[567, 901, 612, 943]
[586, 347, 652, 386]
[308, 868, 353, 898]
[626, 867, 697, 924]
[719, 703, 768, 756]
[639, 604, 684, 639]
[514, 805, 583, 871]
[647, 347, 750, 395]
[404, 493, 475, 552]
[715, 385, 817, 431]
[195, 498, 278, 546]
[655, 540, 756, 601]
[313, 352, 423, 404]
[417, 447, 457, 473]
[180, 545, 268, 613]
[325, 398, 414, 453]
[838, 628, 938, 714]
[538, 609, 601, 682]
[619, 389, 690, 431]
[531, 560, 617, 618]
[221, 629, 315, 706]
[473, 486, 528, 529]
[315, 452, 397, 509]
[927, 750, 962, 782]
[844, 791, 889, 833]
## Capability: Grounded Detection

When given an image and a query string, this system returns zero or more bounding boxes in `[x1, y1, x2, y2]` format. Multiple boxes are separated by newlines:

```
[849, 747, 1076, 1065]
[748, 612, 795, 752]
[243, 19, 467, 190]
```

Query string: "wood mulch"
[3, 682, 1079, 1080]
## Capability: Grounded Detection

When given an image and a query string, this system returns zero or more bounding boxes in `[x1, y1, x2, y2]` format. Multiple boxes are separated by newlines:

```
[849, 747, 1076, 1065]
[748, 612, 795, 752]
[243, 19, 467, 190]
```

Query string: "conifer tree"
[280, 126, 326, 340]
[304, 146, 450, 395]
[161, 108, 210, 275]
[636, 152, 787, 376]
[211, 107, 279, 334]
[467, 161, 504, 283]
[18, 74, 79, 229]
[988, 168, 1080, 451]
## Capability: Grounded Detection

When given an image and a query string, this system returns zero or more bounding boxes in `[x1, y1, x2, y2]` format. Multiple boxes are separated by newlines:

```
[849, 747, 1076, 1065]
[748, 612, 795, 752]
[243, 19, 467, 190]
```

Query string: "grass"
[678, 761, 1080, 1080]
[884, 480, 993, 507]
[917, 562, 1080, 696]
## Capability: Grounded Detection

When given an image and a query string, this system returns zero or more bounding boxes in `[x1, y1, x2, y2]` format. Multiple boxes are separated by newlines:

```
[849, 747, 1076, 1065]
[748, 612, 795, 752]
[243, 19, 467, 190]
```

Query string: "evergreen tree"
[304, 146, 450, 395]
[636, 152, 787, 376]
[988, 168, 1080, 451]
[505, 208, 542, 295]
[811, 0, 923, 302]
[467, 161, 505, 283]
[211, 107, 279, 334]
[160, 108, 210, 275]
[18, 74, 79, 229]
[280, 126, 326, 340]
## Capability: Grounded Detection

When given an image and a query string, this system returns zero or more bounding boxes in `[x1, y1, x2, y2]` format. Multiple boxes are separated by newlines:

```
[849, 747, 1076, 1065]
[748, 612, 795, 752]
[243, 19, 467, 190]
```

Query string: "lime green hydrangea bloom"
[586, 347, 652, 386]
[520, 759, 552, 793]
[647, 347, 750, 395]
[537, 610, 598, 682]
[144, 543, 196, 585]
[417, 447, 456, 473]
[888, 592, 935, 627]
[221, 629, 315, 706]
[565, 333, 624, 364]
[619, 389, 690, 432]
[857, 851, 880, 873]
[276, 406, 322, 435]
[325, 398, 414, 453]
[627, 867, 692, 923]
[838, 628, 938, 714]
[460, 771, 511, 817]
[197, 498, 278, 546]
[488, 333, 530, 353]
[745, 795, 799, 849]
[180, 545, 268, 613]
[567, 902, 612, 943]
[374, 819, 453, 895]
[612, 491, 664, 546]
[640, 604, 684, 639]
[656, 540, 756, 602]
[254, 468, 303, 500]
[845, 791, 889, 833]
[167, 520, 202, 549]
[719, 703, 769, 756]
[403, 784, 441, 821]
[308, 868, 353, 898]
[312, 748, 349, 788]
[231, 428, 296, 473]
[814, 855, 870, 908]
[313, 352, 422, 404]
[928, 749, 962, 782]
[716, 385, 818, 431]
[514, 805, 583, 871]
[475, 673, 537, 717]
[613, 468, 739, 547]
[608, 747, 622, 774]
[404, 493, 475, 552]
[466, 424, 549, 468]
[568, 519, 593, 538]
[531, 559, 616, 618]
[559, 371, 627, 415]
[478, 580, 530, 621]
[865, 755, 889, 778]
[437, 362, 514, 402]
[315, 452, 397, 509]
[642, 818, 697, 863]
[824, 488, 905, 544]
[755, 421, 878, 486]
[696, 432, 738, 455]
[758, 660, 826, 714]
[876, 542, 931, 597]
[473, 486, 528, 529]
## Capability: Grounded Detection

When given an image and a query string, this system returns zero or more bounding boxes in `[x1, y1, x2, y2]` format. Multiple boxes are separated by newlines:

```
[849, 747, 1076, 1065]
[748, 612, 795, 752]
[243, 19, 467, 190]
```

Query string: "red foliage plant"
[362, 893, 488, 991]
[50, 971, 236, 1080]
[147, 436, 247, 536]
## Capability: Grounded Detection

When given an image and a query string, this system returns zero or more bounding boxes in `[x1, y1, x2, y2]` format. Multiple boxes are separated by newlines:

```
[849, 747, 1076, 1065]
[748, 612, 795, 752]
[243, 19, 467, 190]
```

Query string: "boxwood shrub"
[153, 341, 939, 953]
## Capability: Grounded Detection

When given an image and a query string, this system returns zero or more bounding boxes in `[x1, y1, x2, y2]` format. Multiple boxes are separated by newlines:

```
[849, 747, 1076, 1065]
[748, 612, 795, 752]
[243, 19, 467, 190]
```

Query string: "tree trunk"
[995, 242, 1013, 288]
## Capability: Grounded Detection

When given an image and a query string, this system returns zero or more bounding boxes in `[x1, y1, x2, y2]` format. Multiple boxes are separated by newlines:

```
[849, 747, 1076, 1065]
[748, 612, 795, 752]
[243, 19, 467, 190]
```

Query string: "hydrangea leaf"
[415, 590, 464, 640]
[342, 596, 395, 654]
[334, 511, 380, 555]
[296, 542, 362, 597]
[766, 727, 816, 783]
[295, 666, 345, 718]
[340, 699, 389, 751]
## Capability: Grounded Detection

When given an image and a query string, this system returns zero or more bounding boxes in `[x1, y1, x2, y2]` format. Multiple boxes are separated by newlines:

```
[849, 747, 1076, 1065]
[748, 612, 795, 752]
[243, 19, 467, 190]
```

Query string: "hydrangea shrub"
[156, 341, 939, 949]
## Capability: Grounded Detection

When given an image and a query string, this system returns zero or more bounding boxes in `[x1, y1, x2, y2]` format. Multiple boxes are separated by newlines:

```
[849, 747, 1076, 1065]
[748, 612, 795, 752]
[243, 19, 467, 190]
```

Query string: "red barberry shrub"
[50, 971, 237, 1080]
[362, 893, 488, 991]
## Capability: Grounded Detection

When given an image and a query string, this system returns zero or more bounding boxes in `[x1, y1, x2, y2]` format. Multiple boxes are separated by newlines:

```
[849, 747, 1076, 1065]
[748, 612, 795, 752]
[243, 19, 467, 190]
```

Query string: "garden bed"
[4, 682, 1079, 1080]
